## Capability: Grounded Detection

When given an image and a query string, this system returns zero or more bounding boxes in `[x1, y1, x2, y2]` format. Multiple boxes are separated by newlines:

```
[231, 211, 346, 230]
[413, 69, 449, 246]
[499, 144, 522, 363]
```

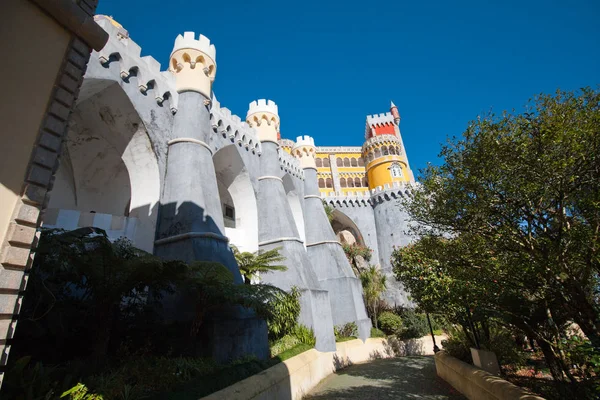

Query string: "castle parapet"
[246, 99, 280, 143]
[169, 32, 216, 97]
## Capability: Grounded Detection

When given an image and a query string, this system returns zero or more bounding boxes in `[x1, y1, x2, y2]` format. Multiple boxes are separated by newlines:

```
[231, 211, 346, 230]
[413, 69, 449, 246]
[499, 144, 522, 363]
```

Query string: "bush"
[334, 322, 358, 341]
[293, 325, 316, 347]
[267, 286, 301, 340]
[398, 309, 429, 339]
[441, 328, 472, 363]
[377, 312, 402, 335]
[270, 335, 300, 357]
[370, 327, 386, 338]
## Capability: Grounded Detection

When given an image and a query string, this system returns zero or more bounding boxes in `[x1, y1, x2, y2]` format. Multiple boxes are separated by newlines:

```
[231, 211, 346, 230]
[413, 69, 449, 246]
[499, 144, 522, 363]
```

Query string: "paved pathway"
[304, 356, 465, 400]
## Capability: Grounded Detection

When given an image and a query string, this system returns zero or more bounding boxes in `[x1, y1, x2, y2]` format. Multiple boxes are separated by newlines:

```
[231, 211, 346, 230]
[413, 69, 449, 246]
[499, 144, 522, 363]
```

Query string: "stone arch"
[213, 145, 259, 252]
[351, 158, 358, 167]
[323, 157, 330, 167]
[340, 177, 347, 188]
[343, 157, 350, 167]
[331, 209, 366, 248]
[46, 80, 161, 252]
[354, 177, 361, 187]
[315, 158, 322, 167]
[358, 158, 365, 167]
[326, 177, 333, 188]
[336, 158, 342, 167]
[318, 178, 325, 188]
[282, 174, 305, 243]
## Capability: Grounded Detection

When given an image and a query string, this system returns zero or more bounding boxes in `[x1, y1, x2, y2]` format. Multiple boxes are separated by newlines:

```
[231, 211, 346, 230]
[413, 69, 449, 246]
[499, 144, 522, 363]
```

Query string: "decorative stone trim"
[154, 232, 229, 246]
[168, 138, 213, 155]
[258, 176, 283, 183]
[305, 240, 342, 248]
[258, 237, 304, 246]
[303, 195, 321, 199]
[0, 10, 97, 384]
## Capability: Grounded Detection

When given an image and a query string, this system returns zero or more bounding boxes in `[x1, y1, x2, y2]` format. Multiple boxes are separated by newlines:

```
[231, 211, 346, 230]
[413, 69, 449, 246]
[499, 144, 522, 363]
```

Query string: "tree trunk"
[244, 275, 252, 285]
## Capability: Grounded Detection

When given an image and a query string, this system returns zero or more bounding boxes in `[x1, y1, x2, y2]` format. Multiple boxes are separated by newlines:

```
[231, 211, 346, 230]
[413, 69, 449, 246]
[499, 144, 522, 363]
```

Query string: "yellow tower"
[363, 102, 414, 190]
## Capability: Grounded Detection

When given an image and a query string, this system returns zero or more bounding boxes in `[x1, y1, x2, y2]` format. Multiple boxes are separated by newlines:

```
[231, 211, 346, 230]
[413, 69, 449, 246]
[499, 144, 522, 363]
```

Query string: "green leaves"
[231, 246, 287, 284]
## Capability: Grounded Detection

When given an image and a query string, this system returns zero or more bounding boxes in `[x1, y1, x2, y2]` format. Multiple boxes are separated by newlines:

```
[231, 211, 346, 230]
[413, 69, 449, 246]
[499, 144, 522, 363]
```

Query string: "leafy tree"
[393, 88, 600, 390]
[16, 228, 284, 363]
[359, 266, 387, 328]
[232, 246, 287, 285]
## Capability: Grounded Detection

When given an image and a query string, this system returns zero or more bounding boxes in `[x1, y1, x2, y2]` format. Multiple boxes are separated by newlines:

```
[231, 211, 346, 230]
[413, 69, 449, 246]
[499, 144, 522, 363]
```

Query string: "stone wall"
[434, 351, 545, 400]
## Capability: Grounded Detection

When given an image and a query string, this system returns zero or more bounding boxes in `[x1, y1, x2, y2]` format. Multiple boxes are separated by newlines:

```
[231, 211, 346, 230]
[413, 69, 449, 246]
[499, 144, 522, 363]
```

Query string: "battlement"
[321, 181, 415, 207]
[92, 16, 178, 112]
[294, 135, 315, 148]
[247, 99, 279, 118]
[171, 32, 216, 63]
[211, 99, 262, 155]
[366, 112, 394, 127]
[279, 148, 304, 179]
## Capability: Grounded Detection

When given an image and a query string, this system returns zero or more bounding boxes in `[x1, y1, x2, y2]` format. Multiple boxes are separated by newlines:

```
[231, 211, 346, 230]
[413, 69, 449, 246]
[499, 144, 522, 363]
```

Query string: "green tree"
[232, 246, 287, 285]
[359, 265, 387, 328]
[322, 200, 335, 224]
[393, 88, 600, 389]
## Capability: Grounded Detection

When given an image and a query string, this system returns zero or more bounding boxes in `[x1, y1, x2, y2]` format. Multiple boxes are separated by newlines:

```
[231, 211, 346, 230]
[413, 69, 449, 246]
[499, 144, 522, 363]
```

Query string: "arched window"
[374, 148, 381, 158]
[362, 177, 368, 187]
[382, 146, 389, 156]
[389, 162, 403, 178]
[358, 158, 365, 167]
[326, 178, 333, 188]
[351, 158, 358, 167]
[336, 158, 343, 167]
[315, 158, 322, 167]
[347, 178, 354, 188]
[389, 147, 396, 155]
[354, 178, 361, 187]
[340, 178, 347, 188]
[343, 157, 350, 167]
[396, 146, 401, 155]
[318, 178, 325, 188]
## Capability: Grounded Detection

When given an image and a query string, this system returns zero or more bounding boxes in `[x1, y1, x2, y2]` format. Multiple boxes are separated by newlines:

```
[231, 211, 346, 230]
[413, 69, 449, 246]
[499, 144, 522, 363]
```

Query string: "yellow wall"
[366, 156, 409, 189]
[0, 0, 71, 246]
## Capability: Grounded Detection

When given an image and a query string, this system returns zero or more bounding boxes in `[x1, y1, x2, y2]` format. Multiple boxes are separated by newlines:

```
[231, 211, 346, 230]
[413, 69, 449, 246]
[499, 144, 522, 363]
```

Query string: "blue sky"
[97, 0, 599, 176]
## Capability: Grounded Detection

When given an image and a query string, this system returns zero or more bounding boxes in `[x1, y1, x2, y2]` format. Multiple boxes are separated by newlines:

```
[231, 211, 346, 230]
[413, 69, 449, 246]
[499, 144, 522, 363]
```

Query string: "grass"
[433, 329, 444, 335]
[336, 336, 358, 343]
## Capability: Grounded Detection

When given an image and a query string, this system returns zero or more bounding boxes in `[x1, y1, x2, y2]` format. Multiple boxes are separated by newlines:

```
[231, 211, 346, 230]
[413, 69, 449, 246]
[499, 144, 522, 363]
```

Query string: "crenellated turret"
[292, 135, 316, 170]
[169, 32, 216, 97]
[246, 99, 280, 143]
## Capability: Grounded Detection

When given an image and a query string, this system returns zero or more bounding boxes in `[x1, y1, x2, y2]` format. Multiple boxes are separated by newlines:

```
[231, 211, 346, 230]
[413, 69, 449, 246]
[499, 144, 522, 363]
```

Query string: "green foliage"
[61, 383, 104, 399]
[377, 312, 403, 335]
[322, 200, 335, 223]
[342, 244, 373, 263]
[441, 328, 473, 364]
[2, 356, 72, 400]
[270, 334, 300, 357]
[397, 309, 429, 340]
[232, 246, 287, 285]
[359, 266, 387, 328]
[266, 286, 301, 341]
[392, 88, 600, 386]
[370, 327, 386, 338]
[293, 324, 317, 347]
[334, 322, 358, 341]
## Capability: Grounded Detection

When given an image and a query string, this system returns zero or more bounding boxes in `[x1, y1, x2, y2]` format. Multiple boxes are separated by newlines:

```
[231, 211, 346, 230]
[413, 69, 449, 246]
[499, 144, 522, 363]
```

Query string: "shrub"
[334, 322, 358, 340]
[441, 327, 473, 363]
[370, 327, 386, 338]
[294, 325, 316, 347]
[267, 286, 301, 340]
[377, 312, 402, 335]
[398, 309, 429, 339]
[270, 335, 300, 357]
